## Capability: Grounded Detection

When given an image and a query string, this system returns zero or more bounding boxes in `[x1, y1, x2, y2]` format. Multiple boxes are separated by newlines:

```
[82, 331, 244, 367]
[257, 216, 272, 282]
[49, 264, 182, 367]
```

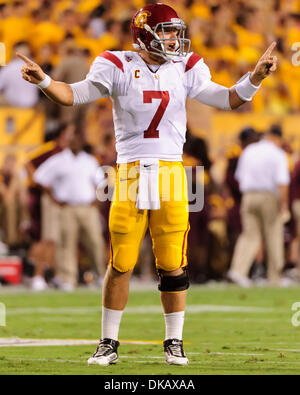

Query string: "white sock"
[164, 311, 185, 341]
[101, 307, 124, 341]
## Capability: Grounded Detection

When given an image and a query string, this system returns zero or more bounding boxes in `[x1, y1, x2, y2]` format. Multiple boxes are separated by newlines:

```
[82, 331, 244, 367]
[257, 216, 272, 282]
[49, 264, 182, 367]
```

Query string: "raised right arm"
[18, 52, 111, 106]
[17, 53, 74, 106]
[40, 80, 74, 106]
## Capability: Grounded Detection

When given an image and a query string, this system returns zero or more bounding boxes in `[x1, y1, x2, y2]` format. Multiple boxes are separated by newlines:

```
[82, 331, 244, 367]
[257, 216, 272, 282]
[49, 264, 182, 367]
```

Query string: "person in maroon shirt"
[183, 131, 212, 283]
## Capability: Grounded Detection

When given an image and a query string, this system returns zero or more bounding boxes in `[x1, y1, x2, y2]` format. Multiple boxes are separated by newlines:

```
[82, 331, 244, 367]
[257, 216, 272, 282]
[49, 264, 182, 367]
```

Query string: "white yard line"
[4, 304, 276, 316]
[0, 338, 99, 347]
[186, 305, 275, 313]
[1, 337, 299, 348]
[189, 352, 265, 356]
[0, 338, 294, 360]
[5, 307, 101, 315]
[0, 338, 163, 347]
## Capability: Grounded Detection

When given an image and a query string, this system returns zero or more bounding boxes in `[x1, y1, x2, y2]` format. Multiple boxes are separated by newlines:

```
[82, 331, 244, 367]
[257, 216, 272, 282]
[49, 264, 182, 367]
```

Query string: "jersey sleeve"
[71, 79, 109, 105]
[194, 81, 231, 110]
[86, 52, 120, 96]
[185, 55, 212, 99]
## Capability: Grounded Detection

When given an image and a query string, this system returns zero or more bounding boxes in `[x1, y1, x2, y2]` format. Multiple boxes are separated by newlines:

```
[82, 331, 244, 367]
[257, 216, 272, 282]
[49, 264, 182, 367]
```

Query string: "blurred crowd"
[0, 0, 300, 289]
[0, 0, 300, 114]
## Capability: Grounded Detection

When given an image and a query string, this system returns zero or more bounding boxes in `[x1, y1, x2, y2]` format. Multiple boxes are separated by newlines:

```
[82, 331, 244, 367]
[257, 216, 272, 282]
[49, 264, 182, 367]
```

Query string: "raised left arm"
[230, 41, 278, 109]
[188, 41, 277, 110]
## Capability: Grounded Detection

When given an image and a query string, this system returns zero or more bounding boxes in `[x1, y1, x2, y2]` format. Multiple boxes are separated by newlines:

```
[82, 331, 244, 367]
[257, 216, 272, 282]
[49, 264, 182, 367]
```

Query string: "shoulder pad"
[99, 51, 124, 73]
[185, 53, 202, 72]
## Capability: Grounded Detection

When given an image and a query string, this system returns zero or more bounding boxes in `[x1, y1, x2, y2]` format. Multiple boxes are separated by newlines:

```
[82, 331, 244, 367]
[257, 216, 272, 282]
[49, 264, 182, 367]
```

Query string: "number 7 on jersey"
[143, 91, 170, 139]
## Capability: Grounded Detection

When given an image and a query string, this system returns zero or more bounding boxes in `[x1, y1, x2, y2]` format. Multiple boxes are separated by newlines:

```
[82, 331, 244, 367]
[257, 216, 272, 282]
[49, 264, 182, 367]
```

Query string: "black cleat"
[163, 338, 189, 365]
[88, 338, 120, 366]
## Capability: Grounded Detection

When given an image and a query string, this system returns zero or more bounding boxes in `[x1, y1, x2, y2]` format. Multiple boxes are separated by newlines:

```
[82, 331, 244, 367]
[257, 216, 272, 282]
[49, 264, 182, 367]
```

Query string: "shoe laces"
[93, 341, 114, 357]
[168, 343, 185, 358]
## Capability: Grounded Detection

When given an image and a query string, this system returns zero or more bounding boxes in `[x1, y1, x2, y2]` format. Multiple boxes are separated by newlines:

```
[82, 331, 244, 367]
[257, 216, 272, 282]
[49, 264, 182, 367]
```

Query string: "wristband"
[37, 74, 51, 89]
[235, 72, 261, 102]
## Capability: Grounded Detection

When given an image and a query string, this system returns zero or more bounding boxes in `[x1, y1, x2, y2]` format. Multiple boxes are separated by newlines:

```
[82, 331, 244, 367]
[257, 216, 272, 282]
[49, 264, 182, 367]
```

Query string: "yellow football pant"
[109, 161, 190, 273]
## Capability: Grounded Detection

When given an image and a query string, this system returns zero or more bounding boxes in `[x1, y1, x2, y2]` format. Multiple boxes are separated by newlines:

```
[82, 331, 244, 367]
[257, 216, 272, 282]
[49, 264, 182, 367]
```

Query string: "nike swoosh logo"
[144, 164, 152, 168]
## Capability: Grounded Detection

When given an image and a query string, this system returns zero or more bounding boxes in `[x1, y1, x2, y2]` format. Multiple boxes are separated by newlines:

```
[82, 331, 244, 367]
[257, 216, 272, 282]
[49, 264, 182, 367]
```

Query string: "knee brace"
[157, 268, 190, 292]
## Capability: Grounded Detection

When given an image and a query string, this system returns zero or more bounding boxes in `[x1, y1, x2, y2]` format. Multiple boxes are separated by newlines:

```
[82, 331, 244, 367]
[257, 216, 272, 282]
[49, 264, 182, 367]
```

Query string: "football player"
[18, 3, 277, 366]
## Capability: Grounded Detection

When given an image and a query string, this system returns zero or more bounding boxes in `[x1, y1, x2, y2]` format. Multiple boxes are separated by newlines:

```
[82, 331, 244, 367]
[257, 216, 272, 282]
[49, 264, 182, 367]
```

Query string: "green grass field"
[0, 284, 300, 375]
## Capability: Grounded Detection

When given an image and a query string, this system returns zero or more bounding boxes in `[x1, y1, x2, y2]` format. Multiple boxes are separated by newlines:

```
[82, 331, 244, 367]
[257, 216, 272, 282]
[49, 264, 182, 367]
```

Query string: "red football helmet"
[131, 3, 191, 61]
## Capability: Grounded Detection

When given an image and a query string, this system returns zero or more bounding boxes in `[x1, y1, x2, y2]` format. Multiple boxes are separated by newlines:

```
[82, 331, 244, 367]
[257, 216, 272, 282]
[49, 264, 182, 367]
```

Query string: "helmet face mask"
[148, 21, 191, 60]
[131, 4, 191, 62]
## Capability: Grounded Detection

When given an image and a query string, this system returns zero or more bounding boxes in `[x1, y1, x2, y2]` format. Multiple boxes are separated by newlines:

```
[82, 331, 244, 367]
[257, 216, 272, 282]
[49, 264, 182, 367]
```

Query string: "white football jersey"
[86, 51, 211, 163]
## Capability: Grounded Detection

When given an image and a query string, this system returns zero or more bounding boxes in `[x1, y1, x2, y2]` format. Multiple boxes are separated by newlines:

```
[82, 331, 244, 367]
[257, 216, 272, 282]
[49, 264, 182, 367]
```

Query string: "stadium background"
[0, 0, 300, 287]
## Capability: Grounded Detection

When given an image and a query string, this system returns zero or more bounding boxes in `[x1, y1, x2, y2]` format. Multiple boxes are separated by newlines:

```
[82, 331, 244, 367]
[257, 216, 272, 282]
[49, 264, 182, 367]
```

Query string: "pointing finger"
[16, 52, 34, 65]
[261, 41, 277, 60]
